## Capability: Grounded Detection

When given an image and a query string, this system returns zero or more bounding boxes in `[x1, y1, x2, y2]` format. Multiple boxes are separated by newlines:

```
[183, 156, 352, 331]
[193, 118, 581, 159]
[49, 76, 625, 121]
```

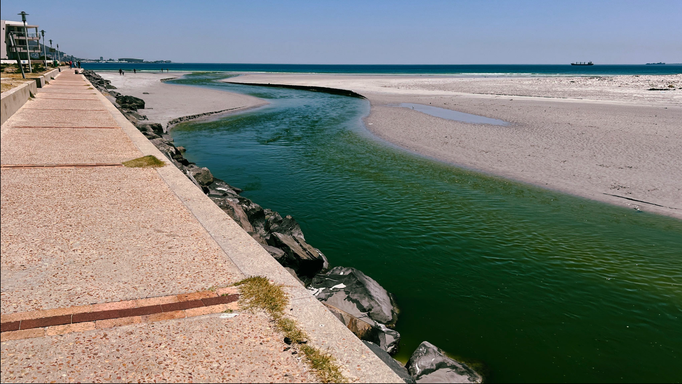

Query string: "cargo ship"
[645, 62, 665, 65]
[571, 61, 594, 66]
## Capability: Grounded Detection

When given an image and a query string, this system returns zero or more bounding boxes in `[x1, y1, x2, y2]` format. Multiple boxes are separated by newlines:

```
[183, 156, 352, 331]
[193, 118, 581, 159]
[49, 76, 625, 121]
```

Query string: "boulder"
[268, 232, 329, 277]
[115, 95, 145, 111]
[239, 198, 268, 239]
[322, 302, 399, 354]
[363, 341, 414, 384]
[186, 165, 214, 186]
[308, 266, 400, 353]
[150, 138, 180, 161]
[406, 342, 482, 383]
[210, 197, 256, 236]
[310, 266, 398, 326]
[265, 211, 304, 239]
[123, 110, 147, 121]
[135, 122, 163, 139]
[206, 179, 241, 198]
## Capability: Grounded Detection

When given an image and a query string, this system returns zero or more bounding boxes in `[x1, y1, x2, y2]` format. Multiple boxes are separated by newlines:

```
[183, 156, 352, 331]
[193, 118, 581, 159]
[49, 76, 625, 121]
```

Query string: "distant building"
[1, 19, 40, 61]
[118, 57, 144, 63]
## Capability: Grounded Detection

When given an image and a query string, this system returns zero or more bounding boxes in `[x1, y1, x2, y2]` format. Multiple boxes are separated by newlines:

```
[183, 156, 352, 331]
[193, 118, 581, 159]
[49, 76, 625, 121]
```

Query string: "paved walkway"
[0, 70, 318, 382]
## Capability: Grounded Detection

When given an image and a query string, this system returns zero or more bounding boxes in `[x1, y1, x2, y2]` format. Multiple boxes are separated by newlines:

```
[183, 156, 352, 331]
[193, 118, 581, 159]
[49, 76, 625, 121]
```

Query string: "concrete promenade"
[1, 70, 401, 382]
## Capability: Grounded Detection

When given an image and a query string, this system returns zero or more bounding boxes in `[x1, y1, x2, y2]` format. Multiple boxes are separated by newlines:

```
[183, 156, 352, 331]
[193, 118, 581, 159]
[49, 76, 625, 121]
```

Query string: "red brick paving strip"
[1, 164, 124, 169]
[0, 289, 239, 341]
[12, 126, 120, 129]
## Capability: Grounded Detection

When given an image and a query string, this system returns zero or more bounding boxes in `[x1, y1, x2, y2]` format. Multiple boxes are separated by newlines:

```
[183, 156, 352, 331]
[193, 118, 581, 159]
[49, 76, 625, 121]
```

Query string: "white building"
[1, 19, 41, 62]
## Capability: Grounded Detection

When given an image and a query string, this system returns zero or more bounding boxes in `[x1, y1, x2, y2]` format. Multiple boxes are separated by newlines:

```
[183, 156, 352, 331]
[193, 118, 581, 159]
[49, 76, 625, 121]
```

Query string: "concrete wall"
[32, 67, 61, 88]
[1, 20, 6, 60]
[1, 80, 36, 125]
[1, 67, 64, 125]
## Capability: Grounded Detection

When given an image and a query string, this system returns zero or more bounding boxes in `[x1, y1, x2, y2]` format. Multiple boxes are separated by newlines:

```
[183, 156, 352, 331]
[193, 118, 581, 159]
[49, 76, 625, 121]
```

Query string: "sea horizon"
[82, 62, 682, 76]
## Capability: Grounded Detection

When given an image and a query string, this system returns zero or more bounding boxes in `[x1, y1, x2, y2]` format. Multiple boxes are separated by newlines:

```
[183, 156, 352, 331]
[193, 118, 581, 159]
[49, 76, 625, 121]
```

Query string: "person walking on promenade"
[77, 61, 81, 68]
[119, 68, 123, 75]
[133, 68, 136, 74]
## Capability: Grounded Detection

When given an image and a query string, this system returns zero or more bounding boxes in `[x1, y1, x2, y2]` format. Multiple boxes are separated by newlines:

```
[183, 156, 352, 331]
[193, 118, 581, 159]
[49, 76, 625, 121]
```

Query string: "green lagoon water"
[169, 73, 682, 382]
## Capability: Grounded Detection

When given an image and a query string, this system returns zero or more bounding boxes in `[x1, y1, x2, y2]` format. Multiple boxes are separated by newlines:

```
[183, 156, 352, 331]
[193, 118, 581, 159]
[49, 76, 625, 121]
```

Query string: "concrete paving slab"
[37, 89, 97, 95]
[33, 95, 100, 101]
[1, 312, 317, 383]
[6, 109, 119, 128]
[20, 98, 107, 111]
[1, 167, 245, 314]
[1, 128, 142, 165]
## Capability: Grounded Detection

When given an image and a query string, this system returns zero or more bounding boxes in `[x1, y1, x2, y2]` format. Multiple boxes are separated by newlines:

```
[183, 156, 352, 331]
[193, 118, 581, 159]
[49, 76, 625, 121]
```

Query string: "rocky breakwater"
[84, 69, 484, 383]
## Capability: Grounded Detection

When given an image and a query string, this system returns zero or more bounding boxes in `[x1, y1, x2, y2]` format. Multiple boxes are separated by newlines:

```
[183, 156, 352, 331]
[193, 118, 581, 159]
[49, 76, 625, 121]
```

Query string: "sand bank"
[225, 73, 682, 219]
[99, 72, 267, 129]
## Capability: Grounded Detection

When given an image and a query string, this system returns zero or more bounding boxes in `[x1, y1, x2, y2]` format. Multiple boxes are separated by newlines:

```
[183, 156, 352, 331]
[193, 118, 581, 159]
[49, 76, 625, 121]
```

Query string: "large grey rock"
[115, 95, 145, 111]
[363, 341, 414, 383]
[309, 267, 400, 353]
[186, 165, 214, 186]
[210, 197, 256, 236]
[406, 341, 482, 383]
[135, 122, 163, 139]
[206, 179, 241, 199]
[268, 232, 329, 277]
[239, 198, 267, 238]
[264, 211, 304, 239]
[311, 266, 398, 326]
[323, 302, 400, 354]
[150, 138, 180, 162]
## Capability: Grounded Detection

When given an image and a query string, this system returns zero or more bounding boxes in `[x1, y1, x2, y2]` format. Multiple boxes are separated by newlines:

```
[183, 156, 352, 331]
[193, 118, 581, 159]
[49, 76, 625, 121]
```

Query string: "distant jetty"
[571, 61, 594, 66]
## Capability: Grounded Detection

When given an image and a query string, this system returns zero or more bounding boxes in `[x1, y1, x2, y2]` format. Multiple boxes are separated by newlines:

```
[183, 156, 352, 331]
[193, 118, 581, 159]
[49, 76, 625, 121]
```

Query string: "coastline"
[224, 73, 682, 219]
[86, 69, 682, 382]
[98, 72, 268, 130]
[88, 70, 438, 382]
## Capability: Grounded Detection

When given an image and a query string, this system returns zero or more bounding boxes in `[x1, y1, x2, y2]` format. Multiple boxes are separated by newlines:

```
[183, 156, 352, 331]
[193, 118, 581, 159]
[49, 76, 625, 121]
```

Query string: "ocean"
[82, 62, 682, 76]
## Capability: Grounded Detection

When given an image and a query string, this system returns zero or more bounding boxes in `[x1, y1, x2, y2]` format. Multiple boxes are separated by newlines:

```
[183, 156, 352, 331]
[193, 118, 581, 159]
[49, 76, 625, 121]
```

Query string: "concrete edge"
[36, 67, 63, 88]
[84, 74, 405, 383]
[1, 81, 37, 126]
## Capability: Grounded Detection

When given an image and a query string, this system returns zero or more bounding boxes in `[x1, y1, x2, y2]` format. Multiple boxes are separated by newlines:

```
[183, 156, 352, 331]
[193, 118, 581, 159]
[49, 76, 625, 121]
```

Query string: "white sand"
[98, 72, 267, 129]
[226, 73, 682, 219]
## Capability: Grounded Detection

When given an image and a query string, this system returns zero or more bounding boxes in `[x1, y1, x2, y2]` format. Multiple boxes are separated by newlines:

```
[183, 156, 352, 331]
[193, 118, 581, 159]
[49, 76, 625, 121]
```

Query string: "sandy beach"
[223, 73, 682, 219]
[97, 70, 681, 218]
[99, 72, 267, 129]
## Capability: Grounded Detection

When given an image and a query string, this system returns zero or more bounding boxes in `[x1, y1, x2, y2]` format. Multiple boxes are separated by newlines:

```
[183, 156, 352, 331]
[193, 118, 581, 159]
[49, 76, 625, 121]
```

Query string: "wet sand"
[225, 73, 682, 219]
[99, 72, 267, 129]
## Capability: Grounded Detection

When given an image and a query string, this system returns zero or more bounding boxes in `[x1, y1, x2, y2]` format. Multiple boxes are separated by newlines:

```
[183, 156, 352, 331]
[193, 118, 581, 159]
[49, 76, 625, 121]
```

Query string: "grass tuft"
[236, 276, 288, 314]
[122, 155, 166, 168]
[235, 276, 347, 383]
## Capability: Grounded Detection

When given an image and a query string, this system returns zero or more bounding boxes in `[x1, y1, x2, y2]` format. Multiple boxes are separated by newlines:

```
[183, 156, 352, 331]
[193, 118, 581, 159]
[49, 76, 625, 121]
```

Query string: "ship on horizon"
[571, 61, 594, 66]
[645, 62, 665, 65]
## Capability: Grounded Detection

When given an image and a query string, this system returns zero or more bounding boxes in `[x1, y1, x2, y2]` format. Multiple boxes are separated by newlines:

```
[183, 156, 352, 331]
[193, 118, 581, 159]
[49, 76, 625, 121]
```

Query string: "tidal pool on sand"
[169, 73, 682, 383]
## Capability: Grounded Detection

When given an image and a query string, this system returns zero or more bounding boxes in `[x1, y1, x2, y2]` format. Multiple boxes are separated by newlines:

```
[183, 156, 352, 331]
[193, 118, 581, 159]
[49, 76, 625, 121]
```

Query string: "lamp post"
[41, 30, 46, 67]
[18, 11, 32, 73]
[57, 43, 60, 63]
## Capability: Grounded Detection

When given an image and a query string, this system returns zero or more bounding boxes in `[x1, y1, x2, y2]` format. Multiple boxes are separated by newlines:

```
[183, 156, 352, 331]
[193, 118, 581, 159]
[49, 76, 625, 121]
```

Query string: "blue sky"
[2, 0, 680, 64]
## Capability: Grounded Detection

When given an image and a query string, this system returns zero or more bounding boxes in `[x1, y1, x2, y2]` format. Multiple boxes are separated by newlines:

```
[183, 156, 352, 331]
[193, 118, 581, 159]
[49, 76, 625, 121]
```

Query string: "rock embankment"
[84, 69, 484, 383]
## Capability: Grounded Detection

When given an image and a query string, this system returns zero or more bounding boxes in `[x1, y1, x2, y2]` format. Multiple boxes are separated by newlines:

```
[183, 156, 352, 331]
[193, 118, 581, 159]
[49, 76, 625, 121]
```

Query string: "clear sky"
[2, 0, 680, 64]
